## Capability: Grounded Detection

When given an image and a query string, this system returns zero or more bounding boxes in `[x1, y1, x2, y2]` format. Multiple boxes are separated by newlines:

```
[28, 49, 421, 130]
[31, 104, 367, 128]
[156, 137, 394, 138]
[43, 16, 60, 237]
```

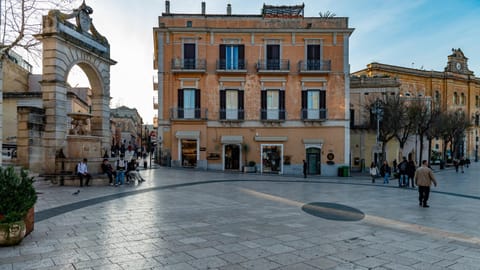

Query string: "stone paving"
[1, 162, 480, 270]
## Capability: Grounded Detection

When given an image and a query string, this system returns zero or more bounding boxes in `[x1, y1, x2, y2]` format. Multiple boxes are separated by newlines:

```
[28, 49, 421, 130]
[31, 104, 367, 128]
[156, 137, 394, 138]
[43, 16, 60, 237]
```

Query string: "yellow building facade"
[153, 2, 353, 175]
[353, 49, 480, 163]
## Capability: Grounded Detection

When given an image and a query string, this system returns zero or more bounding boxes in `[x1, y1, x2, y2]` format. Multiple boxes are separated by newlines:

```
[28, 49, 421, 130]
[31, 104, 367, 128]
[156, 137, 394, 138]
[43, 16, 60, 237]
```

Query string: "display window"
[261, 144, 283, 174]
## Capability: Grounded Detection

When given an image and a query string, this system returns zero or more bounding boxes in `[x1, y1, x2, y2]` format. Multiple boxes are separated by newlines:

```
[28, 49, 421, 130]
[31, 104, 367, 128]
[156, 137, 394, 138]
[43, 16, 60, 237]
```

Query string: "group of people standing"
[369, 157, 416, 187]
[369, 157, 437, 208]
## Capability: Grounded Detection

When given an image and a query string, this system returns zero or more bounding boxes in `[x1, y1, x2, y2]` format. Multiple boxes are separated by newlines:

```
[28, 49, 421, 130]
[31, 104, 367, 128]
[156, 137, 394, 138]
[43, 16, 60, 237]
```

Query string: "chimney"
[227, 4, 232, 15]
[201, 2, 206, 15]
[165, 0, 170, 14]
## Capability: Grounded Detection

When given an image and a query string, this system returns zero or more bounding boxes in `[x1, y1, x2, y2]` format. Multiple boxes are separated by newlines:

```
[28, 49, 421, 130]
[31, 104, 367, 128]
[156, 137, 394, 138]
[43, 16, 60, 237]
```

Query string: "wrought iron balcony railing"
[260, 109, 287, 121]
[301, 108, 327, 121]
[219, 109, 245, 121]
[216, 59, 247, 71]
[171, 58, 206, 72]
[256, 59, 290, 72]
[298, 60, 331, 73]
[170, 107, 208, 120]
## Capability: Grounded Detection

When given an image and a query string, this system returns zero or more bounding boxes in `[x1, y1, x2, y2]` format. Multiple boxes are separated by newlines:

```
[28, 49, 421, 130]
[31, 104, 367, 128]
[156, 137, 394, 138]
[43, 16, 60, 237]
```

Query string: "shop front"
[261, 144, 283, 174]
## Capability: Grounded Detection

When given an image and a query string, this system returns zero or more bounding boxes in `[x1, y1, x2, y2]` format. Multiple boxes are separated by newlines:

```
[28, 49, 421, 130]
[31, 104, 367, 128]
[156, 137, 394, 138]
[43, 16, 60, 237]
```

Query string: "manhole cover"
[301, 202, 365, 221]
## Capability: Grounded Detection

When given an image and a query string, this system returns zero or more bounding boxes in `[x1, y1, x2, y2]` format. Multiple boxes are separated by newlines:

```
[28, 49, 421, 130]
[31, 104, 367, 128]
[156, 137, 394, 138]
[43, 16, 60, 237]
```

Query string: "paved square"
[1, 163, 480, 269]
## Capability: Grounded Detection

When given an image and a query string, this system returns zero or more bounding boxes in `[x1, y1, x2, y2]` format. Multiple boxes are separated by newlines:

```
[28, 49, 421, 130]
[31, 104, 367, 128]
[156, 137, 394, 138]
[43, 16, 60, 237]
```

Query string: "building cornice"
[356, 62, 480, 84]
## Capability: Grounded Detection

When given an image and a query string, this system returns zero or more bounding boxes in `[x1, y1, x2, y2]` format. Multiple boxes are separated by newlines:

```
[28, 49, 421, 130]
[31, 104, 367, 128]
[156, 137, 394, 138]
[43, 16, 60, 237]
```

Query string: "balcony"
[260, 109, 286, 122]
[256, 59, 290, 74]
[171, 58, 206, 73]
[298, 60, 331, 73]
[219, 109, 244, 122]
[216, 59, 247, 74]
[170, 107, 208, 121]
[301, 109, 327, 122]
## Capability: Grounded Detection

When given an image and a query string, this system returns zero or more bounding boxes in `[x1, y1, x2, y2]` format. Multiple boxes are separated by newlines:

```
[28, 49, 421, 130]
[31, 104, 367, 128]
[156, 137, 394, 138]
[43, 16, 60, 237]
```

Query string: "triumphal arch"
[34, 2, 116, 174]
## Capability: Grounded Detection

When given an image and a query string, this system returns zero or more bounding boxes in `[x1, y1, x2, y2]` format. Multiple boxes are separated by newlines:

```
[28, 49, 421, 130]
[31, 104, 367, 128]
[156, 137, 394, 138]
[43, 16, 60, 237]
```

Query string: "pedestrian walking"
[397, 157, 408, 187]
[369, 162, 378, 183]
[414, 160, 437, 208]
[407, 159, 416, 188]
[380, 160, 391, 184]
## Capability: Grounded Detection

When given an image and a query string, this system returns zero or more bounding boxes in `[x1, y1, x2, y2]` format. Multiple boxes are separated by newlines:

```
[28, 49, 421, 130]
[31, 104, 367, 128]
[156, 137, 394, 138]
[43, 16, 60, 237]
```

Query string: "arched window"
[453, 92, 458, 105]
[460, 93, 465, 105]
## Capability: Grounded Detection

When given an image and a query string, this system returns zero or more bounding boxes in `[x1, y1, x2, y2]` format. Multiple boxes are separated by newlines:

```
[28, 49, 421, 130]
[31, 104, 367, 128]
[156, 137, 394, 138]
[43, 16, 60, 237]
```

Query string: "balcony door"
[307, 44, 321, 70]
[266, 44, 280, 70]
[307, 91, 320, 119]
[183, 89, 195, 118]
[183, 43, 196, 69]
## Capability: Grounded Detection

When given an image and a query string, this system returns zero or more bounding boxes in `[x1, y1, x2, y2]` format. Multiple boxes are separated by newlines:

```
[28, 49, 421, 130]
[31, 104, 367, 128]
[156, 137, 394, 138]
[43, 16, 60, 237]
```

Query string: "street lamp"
[371, 98, 383, 163]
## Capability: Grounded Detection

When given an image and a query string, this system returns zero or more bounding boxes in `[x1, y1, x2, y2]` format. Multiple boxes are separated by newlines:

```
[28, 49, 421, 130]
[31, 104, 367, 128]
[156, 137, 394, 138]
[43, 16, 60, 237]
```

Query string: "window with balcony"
[266, 44, 280, 70]
[183, 43, 196, 69]
[301, 90, 326, 120]
[219, 45, 245, 70]
[220, 89, 244, 120]
[306, 44, 321, 70]
[177, 89, 200, 119]
[261, 89, 285, 120]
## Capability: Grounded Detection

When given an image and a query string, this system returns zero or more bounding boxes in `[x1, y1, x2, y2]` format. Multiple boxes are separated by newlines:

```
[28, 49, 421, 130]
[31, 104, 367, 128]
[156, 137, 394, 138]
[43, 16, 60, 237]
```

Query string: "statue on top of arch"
[47, 0, 108, 46]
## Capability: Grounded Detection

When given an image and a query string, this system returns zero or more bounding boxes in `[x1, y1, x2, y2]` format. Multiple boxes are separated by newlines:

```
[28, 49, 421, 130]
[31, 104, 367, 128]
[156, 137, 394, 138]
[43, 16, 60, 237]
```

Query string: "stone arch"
[35, 2, 116, 174]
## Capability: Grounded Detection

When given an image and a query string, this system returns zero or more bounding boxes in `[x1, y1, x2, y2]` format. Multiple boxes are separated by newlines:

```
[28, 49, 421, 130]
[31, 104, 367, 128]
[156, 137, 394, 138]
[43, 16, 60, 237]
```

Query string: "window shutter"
[220, 90, 226, 120]
[320, 90, 326, 119]
[261, 90, 267, 120]
[238, 90, 244, 120]
[195, 89, 201, 119]
[219, 44, 226, 69]
[301, 91, 307, 119]
[238, 45, 245, 69]
[178, 89, 184, 118]
[279, 90, 285, 120]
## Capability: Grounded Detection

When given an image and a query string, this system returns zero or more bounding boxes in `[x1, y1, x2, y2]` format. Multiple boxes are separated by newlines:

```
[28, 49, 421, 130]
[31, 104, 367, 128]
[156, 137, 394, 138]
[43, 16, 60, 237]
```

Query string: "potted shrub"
[0, 166, 37, 246]
[244, 160, 256, 173]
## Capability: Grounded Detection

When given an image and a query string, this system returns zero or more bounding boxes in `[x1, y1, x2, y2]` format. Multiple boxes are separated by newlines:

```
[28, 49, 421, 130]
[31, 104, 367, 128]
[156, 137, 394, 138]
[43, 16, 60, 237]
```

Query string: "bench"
[41, 171, 110, 186]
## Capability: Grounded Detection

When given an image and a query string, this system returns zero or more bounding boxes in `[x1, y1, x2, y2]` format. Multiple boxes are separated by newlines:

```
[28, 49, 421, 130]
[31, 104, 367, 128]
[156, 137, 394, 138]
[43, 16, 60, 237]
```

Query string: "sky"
[62, 0, 480, 124]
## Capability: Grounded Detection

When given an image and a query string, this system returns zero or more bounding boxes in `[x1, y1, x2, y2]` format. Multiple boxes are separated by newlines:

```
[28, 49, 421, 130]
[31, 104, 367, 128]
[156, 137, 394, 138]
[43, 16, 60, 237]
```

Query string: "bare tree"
[434, 110, 471, 161]
[367, 95, 401, 164]
[0, 0, 76, 58]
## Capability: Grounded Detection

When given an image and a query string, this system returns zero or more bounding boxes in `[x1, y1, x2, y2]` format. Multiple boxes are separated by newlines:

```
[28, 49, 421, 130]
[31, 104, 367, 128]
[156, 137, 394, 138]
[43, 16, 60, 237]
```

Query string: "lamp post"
[371, 98, 383, 164]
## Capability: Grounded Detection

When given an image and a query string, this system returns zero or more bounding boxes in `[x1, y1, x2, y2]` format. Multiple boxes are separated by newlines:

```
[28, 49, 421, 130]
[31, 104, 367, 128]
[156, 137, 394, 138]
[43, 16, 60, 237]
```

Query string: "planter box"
[244, 166, 256, 173]
[24, 207, 34, 236]
[0, 220, 26, 246]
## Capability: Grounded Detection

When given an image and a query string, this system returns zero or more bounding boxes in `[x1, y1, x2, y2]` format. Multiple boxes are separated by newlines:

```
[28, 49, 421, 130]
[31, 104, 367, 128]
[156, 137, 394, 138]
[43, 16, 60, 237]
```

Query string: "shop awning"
[221, 136, 243, 144]
[175, 131, 200, 139]
[303, 139, 324, 144]
[254, 136, 288, 142]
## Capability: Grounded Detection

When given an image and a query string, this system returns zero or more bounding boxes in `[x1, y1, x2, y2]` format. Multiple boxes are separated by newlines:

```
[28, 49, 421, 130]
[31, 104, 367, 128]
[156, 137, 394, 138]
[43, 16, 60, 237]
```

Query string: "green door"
[306, 148, 321, 175]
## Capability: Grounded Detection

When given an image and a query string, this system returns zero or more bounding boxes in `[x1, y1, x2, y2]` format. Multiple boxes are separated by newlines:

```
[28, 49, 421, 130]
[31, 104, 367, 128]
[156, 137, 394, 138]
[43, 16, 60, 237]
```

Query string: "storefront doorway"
[181, 139, 197, 167]
[224, 144, 240, 170]
[261, 144, 283, 174]
[306, 147, 321, 175]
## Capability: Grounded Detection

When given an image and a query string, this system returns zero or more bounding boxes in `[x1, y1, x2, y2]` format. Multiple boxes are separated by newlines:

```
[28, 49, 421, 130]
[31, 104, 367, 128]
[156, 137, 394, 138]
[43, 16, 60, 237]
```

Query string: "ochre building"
[153, 2, 354, 175]
[353, 49, 480, 162]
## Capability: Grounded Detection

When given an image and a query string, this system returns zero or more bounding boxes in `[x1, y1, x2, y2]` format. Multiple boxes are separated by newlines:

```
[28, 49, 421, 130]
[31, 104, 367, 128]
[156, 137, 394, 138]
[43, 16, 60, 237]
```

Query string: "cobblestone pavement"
[1, 162, 480, 270]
